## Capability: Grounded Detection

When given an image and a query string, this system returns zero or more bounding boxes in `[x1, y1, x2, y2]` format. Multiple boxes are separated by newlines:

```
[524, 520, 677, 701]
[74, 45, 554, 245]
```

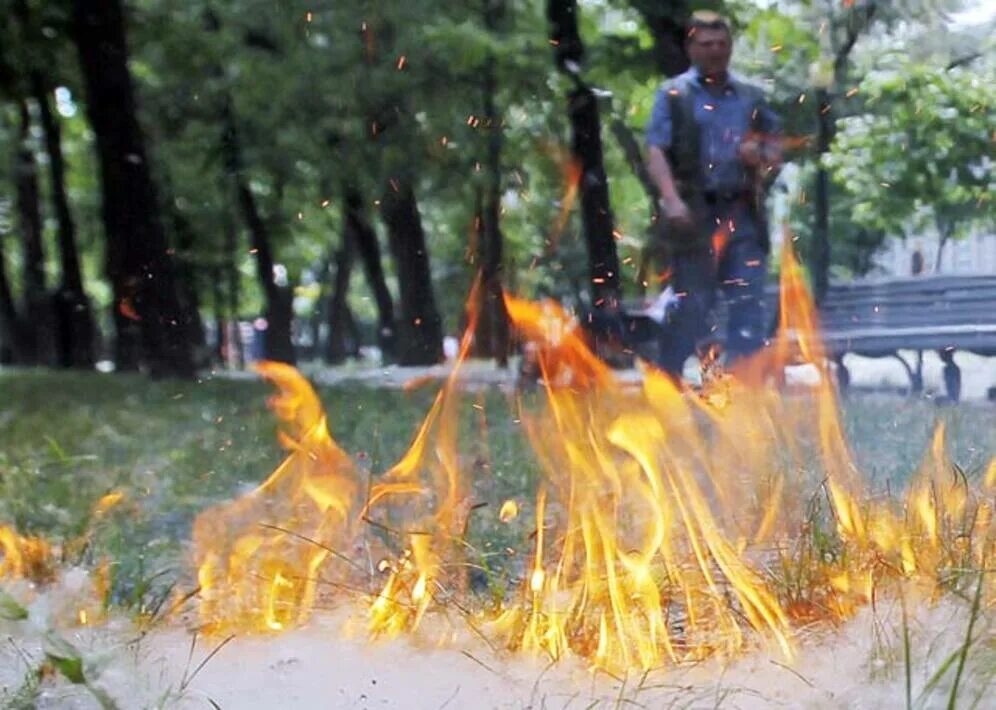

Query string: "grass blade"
[946, 565, 986, 710]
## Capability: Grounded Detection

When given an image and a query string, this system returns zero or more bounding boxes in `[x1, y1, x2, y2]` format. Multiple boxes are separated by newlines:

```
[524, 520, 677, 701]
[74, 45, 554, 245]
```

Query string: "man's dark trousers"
[656, 197, 767, 377]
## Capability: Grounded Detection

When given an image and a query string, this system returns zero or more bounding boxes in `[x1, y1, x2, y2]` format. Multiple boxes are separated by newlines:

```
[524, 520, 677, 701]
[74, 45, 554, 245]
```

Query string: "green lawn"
[1, 369, 993, 612]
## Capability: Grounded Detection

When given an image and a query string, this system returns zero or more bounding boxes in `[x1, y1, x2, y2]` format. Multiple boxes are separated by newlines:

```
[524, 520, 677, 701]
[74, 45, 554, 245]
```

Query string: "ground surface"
[1, 364, 994, 708]
[2, 588, 991, 709]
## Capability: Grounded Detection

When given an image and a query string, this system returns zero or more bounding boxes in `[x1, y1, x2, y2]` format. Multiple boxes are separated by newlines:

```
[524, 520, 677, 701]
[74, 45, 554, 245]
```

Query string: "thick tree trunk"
[33, 77, 97, 368]
[19, 0, 94, 367]
[568, 87, 621, 307]
[380, 182, 444, 366]
[167, 204, 207, 363]
[72, 0, 195, 377]
[548, 0, 621, 309]
[325, 234, 359, 364]
[472, 46, 510, 366]
[344, 187, 395, 360]
[472, 189, 511, 365]
[14, 99, 56, 365]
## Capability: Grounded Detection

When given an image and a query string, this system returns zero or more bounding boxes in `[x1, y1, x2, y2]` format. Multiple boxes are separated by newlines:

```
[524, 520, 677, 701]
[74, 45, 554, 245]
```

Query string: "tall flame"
[193, 361, 359, 633]
[188, 242, 993, 675]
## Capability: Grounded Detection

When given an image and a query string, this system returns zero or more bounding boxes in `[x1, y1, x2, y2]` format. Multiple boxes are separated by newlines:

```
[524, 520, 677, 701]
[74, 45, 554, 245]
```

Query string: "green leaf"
[0, 589, 29, 621]
[44, 632, 86, 684]
[47, 654, 86, 685]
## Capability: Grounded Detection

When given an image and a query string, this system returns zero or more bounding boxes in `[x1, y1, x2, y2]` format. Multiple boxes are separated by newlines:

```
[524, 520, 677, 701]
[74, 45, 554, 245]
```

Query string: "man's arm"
[647, 145, 691, 225]
[645, 87, 693, 226]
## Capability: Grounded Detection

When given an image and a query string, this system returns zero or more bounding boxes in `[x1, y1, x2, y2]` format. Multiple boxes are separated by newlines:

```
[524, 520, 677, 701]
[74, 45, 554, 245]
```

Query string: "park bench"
[816, 274, 996, 401]
[615, 274, 996, 402]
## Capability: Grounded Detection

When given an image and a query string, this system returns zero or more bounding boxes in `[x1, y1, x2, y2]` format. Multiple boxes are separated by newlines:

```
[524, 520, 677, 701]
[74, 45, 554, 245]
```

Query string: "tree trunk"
[236, 181, 295, 364]
[220, 190, 243, 368]
[812, 88, 833, 304]
[568, 87, 621, 307]
[15, 0, 93, 367]
[472, 22, 510, 366]
[32, 77, 97, 368]
[628, 0, 690, 77]
[219, 96, 295, 364]
[472, 186, 511, 365]
[210, 264, 225, 365]
[934, 221, 952, 274]
[548, 0, 621, 309]
[380, 182, 444, 365]
[14, 99, 56, 365]
[812, 3, 878, 304]
[225, 249, 243, 369]
[344, 187, 396, 360]
[325, 234, 359, 364]
[167, 203, 207, 363]
[0, 241, 28, 363]
[72, 0, 195, 377]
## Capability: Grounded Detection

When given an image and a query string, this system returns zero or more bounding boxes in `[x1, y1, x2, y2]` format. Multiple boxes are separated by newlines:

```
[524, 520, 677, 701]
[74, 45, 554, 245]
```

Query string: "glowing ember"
[498, 499, 519, 523]
[186, 241, 994, 674]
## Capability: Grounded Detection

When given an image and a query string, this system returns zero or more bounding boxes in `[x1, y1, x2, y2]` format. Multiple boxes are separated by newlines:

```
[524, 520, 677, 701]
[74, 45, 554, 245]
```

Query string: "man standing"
[646, 11, 781, 379]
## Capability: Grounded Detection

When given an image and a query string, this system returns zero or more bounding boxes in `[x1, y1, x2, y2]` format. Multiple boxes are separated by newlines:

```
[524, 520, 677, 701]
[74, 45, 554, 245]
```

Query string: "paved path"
[210, 350, 995, 401]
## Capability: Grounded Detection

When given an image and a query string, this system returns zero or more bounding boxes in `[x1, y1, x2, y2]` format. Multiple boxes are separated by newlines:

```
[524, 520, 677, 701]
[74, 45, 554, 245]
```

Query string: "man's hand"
[739, 137, 762, 167]
[741, 132, 784, 173]
[660, 196, 692, 227]
[647, 146, 694, 228]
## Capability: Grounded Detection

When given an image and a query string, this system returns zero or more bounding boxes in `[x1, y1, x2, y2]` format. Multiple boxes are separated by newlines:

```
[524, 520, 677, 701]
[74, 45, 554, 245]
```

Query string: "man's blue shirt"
[646, 67, 780, 194]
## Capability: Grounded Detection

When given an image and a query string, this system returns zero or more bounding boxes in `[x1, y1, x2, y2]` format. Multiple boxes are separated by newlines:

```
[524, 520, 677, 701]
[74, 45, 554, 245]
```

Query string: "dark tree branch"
[946, 52, 981, 70]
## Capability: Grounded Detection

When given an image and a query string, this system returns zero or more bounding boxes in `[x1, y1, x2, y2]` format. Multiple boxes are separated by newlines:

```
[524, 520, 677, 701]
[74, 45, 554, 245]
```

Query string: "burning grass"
[174, 247, 995, 677]
[2, 247, 996, 701]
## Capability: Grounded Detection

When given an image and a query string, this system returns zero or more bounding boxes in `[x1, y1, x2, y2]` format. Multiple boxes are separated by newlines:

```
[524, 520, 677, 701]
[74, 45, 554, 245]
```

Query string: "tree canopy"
[0, 0, 990, 373]
[826, 60, 994, 248]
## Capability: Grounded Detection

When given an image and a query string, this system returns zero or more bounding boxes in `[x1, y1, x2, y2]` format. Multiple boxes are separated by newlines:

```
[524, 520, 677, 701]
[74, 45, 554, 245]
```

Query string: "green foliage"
[826, 60, 995, 239]
[0, 0, 991, 351]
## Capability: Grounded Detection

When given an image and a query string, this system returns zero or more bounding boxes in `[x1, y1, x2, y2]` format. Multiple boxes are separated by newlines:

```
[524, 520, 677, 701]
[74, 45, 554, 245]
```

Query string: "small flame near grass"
[185, 240, 995, 674]
[0, 525, 56, 585]
[1, 492, 125, 627]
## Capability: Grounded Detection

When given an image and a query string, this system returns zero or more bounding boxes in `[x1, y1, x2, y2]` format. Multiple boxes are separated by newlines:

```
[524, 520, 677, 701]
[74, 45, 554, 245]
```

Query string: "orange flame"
[0, 524, 55, 584]
[188, 239, 993, 675]
[502, 294, 612, 390]
[193, 361, 359, 633]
